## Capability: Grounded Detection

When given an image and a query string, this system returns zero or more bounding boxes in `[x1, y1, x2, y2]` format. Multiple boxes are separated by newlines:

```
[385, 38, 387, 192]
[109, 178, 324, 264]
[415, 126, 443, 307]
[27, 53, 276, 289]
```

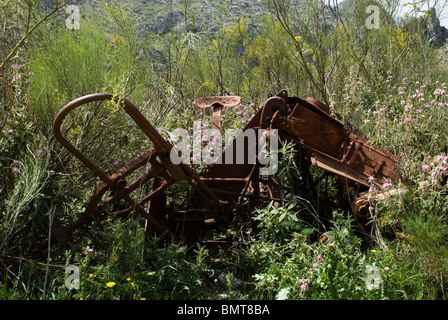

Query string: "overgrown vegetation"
[1, 0, 448, 300]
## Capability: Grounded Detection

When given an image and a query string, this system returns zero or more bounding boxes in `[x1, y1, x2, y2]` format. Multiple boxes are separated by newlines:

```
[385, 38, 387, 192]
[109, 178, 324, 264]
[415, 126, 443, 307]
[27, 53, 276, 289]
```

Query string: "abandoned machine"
[50, 90, 410, 249]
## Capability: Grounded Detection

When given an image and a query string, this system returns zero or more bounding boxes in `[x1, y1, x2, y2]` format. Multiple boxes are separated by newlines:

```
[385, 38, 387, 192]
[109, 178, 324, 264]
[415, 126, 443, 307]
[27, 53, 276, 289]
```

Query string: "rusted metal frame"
[272, 112, 355, 168]
[186, 98, 263, 217]
[51, 89, 411, 251]
[54, 93, 223, 234]
[280, 102, 349, 158]
[169, 170, 258, 224]
[310, 154, 373, 187]
[207, 119, 273, 207]
[53, 93, 169, 235]
[259, 94, 289, 129]
[212, 105, 222, 131]
[100, 177, 172, 220]
[84, 150, 156, 218]
[98, 164, 169, 233]
[53, 94, 121, 189]
[84, 185, 109, 221]
[340, 138, 355, 164]
[236, 163, 257, 207]
[265, 97, 392, 215]
[339, 135, 402, 183]
[144, 177, 168, 239]
[117, 95, 222, 208]
[270, 110, 402, 188]
[103, 171, 154, 207]
[136, 179, 172, 208]
[300, 139, 371, 188]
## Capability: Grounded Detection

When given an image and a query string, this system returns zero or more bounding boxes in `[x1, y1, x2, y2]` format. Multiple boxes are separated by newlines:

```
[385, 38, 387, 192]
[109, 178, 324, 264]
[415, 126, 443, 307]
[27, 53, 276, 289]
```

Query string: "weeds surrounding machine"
[51, 90, 410, 249]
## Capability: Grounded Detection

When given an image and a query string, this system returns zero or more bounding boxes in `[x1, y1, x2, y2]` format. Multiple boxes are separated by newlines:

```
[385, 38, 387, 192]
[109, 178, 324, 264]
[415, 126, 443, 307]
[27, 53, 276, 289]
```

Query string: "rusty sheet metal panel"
[278, 99, 349, 158]
[271, 94, 406, 188]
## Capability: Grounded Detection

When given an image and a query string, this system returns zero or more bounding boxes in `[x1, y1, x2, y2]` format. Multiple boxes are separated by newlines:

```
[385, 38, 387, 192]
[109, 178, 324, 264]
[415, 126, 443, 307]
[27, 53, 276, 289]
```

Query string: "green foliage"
[1, 0, 448, 300]
[249, 210, 432, 300]
[0, 219, 214, 300]
[27, 18, 137, 132]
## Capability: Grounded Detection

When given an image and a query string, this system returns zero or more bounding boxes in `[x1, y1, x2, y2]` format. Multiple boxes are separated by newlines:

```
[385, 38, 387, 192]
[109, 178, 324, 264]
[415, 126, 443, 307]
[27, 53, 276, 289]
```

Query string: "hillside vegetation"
[1, 0, 448, 300]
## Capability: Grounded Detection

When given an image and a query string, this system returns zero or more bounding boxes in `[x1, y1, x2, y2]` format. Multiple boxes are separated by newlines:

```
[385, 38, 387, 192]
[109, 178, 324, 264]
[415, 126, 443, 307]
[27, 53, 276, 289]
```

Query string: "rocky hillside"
[97, 0, 271, 36]
[76, 0, 446, 45]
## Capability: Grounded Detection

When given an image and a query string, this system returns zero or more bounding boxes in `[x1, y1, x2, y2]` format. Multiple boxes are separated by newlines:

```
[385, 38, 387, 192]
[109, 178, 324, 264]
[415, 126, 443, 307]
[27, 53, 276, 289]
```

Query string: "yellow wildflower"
[106, 282, 116, 288]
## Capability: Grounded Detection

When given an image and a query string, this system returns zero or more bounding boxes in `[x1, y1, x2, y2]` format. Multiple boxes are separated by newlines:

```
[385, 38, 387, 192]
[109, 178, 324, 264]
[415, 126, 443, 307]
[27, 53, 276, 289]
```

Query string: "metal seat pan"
[193, 96, 241, 108]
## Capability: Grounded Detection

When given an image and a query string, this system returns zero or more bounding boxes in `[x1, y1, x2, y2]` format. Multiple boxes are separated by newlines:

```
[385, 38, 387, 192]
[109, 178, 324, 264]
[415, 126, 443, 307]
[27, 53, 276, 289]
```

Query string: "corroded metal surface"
[270, 95, 406, 188]
[51, 90, 410, 249]
[193, 96, 241, 109]
[193, 96, 241, 131]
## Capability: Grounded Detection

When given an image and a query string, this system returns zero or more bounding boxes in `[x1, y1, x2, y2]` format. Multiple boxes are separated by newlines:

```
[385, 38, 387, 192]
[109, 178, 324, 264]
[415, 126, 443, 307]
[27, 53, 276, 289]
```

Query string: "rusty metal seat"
[193, 96, 241, 108]
[193, 96, 242, 131]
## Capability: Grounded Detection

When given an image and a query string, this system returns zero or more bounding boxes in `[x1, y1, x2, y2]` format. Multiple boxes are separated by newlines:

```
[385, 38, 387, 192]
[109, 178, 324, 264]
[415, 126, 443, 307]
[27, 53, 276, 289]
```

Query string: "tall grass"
[27, 18, 137, 133]
[0, 136, 51, 257]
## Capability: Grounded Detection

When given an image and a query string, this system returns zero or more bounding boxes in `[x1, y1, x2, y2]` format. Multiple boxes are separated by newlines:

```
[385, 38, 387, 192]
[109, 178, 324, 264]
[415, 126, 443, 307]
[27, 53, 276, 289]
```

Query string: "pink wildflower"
[382, 182, 392, 189]
[298, 279, 310, 292]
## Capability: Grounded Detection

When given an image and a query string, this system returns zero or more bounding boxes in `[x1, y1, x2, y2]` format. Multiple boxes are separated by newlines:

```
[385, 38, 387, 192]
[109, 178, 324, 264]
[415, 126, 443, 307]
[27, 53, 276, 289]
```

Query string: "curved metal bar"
[53, 93, 169, 235]
[53, 93, 117, 187]
[259, 94, 289, 129]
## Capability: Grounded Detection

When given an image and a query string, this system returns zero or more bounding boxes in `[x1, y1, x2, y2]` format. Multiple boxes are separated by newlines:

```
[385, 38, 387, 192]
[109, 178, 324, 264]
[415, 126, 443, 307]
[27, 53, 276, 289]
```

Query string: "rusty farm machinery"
[50, 90, 410, 250]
